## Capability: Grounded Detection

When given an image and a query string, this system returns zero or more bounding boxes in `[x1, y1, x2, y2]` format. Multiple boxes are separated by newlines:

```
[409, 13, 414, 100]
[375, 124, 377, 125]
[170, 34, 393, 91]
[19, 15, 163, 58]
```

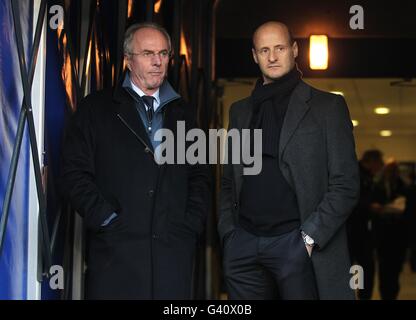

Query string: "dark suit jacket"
[218, 80, 360, 299]
[60, 80, 210, 299]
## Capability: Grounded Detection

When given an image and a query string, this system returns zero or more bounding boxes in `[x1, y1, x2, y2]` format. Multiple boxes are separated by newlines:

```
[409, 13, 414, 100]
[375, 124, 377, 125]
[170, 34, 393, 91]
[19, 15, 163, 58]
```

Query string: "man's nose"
[152, 54, 162, 66]
[268, 50, 278, 62]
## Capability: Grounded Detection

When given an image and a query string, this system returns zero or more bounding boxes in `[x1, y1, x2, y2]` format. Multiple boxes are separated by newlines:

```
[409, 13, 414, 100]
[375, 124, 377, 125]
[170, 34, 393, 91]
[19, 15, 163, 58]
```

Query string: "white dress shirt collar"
[130, 80, 160, 111]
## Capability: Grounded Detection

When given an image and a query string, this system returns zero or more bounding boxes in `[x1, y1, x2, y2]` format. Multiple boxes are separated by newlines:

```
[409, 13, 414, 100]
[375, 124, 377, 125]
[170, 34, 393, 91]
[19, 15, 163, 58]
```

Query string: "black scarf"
[248, 66, 302, 158]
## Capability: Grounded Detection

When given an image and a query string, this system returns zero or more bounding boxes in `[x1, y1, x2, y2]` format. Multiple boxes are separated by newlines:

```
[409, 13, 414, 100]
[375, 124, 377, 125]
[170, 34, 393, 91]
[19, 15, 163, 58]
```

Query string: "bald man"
[218, 22, 359, 300]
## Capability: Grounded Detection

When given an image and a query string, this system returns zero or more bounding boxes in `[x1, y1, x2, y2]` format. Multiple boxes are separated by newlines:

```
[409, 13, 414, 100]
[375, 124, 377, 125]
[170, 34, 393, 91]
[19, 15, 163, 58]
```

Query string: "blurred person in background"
[372, 159, 407, 300]
[347, 149, 384, 300]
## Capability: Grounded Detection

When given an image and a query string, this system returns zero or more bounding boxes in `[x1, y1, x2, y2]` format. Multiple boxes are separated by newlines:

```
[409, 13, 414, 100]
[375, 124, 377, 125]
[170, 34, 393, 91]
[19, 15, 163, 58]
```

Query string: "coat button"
[233, 202, 238, 210]
[148, 189, 154, 197]
[152, 234, 159, 239]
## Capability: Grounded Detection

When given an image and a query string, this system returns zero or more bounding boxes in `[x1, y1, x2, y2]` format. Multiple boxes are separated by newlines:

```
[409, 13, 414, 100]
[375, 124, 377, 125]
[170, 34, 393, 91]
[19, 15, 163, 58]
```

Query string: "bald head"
[251, 21, 298, 83]
[252, 22, 294, 50]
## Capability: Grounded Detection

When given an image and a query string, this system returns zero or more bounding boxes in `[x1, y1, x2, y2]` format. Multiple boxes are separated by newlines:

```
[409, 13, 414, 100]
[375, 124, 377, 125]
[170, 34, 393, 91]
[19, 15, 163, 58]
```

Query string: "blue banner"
[0, 0, 33, 299]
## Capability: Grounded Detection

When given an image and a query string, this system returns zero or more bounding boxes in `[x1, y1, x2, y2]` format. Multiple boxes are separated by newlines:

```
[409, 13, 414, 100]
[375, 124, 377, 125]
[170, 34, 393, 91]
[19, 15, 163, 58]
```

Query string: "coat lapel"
[113, 85, 154, 152]
[279, 80, 312, 159]
[232, 81, 312, 201]
[163, 101, 183, 134]
[233, 98, 253, 201]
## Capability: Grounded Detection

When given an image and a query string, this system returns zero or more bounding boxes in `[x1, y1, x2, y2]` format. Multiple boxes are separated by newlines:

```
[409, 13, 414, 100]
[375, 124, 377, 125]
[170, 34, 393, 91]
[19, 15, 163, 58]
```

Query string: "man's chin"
[145, 74, 167, 90]
[146, 80, 163, 90]
[268, 71, 287, 80]
[264, 71, 292, 83]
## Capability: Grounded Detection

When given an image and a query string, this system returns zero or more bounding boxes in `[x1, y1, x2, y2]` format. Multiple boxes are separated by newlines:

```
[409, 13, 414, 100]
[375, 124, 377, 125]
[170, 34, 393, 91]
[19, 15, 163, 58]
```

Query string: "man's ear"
[292, 41, 298, 59]
[252, 48, 259, 64]
[124, 55, 131, 71]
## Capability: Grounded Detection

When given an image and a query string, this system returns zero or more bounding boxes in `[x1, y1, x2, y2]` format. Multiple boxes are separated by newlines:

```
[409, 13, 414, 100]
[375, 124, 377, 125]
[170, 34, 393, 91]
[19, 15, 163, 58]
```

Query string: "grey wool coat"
[218, 80, 360, 300]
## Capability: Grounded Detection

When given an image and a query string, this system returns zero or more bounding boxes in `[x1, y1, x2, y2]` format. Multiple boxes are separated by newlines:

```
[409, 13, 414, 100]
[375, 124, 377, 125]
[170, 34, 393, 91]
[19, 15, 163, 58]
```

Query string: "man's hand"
[305, 244, 313, 257]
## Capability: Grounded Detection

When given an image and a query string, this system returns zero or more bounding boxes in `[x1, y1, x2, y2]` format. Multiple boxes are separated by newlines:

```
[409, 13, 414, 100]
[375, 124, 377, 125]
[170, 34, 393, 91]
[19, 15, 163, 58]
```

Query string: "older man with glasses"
[61, 22, 210, 299]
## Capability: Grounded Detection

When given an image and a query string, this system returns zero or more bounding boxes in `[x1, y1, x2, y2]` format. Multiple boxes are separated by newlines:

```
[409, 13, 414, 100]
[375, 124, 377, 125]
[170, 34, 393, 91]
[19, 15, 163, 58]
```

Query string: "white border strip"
[27, 0, 47, 300]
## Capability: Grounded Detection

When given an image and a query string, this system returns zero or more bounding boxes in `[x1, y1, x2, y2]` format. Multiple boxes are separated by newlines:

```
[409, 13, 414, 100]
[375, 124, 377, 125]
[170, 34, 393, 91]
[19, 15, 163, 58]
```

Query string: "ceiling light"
[374, 106, 390, 115]
[351, 120, 359, 127]
[309, 35, 328, 70]
[380, 130, 392, 137]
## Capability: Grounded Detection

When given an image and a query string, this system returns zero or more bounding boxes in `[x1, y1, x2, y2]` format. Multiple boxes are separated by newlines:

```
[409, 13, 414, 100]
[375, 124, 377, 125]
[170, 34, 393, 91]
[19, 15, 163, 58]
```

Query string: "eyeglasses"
[128, 50, 171, 59]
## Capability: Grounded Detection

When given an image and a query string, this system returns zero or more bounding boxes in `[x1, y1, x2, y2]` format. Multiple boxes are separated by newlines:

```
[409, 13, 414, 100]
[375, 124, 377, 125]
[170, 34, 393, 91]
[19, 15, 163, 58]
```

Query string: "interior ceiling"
[216, 0, 416, 39]
[305, 78, 416, 136]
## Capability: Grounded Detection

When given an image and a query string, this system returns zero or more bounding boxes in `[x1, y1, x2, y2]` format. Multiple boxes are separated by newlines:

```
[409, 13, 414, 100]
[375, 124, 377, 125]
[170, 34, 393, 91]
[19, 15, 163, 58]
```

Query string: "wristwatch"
[301, 231, 315, 246]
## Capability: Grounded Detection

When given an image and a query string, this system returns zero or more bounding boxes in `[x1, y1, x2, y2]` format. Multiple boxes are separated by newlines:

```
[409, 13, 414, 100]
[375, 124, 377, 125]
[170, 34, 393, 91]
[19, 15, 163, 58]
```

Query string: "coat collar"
[237, 80, 312, 159]
[112, 73, 183, 153]
[117, 72, 181, 107]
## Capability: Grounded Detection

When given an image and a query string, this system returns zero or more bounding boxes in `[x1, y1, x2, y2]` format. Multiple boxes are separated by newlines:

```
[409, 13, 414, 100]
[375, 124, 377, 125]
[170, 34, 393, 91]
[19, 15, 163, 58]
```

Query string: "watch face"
[306, 236, 314, 245]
